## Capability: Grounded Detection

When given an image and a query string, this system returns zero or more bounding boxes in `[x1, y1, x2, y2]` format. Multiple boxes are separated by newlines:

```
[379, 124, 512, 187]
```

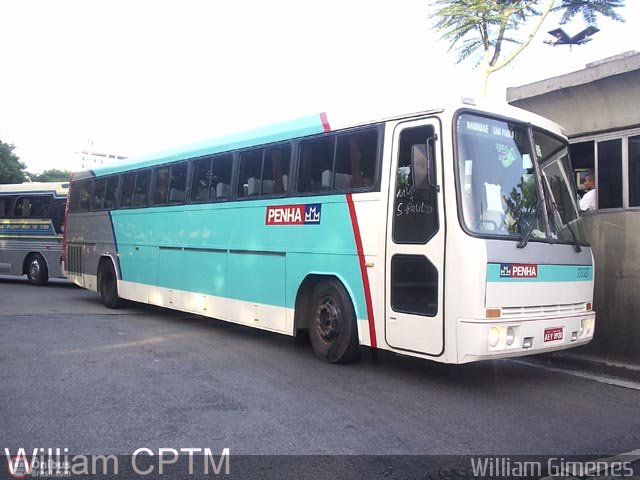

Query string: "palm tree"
[432, 0, 625, 97]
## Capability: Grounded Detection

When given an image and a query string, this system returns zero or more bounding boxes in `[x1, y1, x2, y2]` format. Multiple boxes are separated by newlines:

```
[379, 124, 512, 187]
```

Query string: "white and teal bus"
[0, 182, 68, 285]
[63, 99, 595, 364]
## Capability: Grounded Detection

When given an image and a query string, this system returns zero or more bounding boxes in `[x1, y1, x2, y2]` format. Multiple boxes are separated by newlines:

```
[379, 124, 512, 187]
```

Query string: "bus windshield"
[456, 113, 585, 245]
[534, 129, 588, 246]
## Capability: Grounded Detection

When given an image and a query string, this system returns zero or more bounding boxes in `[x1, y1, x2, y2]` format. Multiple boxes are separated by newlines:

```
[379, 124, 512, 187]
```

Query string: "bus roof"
[80, 98, 565, 179]
[0, 182, 69, 196]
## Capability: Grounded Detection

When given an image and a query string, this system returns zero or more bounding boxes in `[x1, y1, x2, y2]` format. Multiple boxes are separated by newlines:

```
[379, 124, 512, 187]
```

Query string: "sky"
[0, 0, 638, 174]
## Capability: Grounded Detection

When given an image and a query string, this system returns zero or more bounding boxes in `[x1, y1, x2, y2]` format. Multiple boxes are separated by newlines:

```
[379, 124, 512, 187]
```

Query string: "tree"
[0, 140, 27, 184]
[432, 0, 625, 97]
[29, 169, 72, 182]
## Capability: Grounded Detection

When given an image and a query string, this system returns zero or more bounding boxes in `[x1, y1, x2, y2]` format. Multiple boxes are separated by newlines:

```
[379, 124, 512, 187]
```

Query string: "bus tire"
[99, 260, 124, 309]
[308, 279, 360, 364]
[26, 253, 48, 286]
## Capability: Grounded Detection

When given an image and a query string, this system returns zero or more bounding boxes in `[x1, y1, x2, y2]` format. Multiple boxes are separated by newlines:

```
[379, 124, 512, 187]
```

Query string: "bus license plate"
[544, 327, 563, 342]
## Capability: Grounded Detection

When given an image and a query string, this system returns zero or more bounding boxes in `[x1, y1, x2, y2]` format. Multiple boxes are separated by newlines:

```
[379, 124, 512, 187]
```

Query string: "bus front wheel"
[308, 279, 360, 364]
[99, 261, 124, 309]
[26, 253, 48, 286]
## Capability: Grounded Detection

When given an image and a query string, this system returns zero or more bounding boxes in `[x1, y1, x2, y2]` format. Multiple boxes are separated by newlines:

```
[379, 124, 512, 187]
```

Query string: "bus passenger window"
[212, 154, 233, 199]
[120, 173, 136, 208]
[154, 167, 170, 205]
[335, 129, 378, 189]
[238, 149, 264, 197]
[297, 136, 334, 193]
[133, 170, 151, 207]
[264, 144, 291, 195]
[191, 158, 213, 202]
[168, 163, 188, 203]
[103, 176, 119, 210]
[93, 178, 107, 210]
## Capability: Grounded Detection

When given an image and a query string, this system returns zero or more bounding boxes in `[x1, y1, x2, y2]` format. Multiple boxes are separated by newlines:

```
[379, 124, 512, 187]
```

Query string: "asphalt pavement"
[1, 276, 639, 477]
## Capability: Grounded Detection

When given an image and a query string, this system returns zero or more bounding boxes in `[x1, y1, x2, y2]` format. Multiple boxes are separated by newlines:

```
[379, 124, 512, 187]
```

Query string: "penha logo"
[266, 204, 322, 225]
[499, 263, 538, 278]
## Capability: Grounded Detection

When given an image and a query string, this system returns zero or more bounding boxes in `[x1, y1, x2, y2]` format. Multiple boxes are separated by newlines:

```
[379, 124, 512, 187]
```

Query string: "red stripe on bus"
[320, 112, 331, 132]
[346, 193, 377, 349]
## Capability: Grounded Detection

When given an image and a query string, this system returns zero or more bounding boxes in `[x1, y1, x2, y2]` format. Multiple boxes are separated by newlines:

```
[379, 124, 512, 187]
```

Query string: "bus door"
[385, 119, 445, 356]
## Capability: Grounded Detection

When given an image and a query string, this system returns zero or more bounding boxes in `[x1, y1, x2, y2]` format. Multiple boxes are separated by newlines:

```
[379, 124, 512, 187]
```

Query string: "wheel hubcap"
[29, 259, 40, 279]
[316, 297, 340, 344]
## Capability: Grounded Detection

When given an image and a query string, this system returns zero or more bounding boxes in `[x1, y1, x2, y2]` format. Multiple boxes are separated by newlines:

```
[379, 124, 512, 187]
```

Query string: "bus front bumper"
[456, 313, 596, 364]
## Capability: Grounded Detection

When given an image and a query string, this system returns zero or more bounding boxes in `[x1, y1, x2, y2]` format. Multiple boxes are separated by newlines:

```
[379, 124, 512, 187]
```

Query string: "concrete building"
[507, 51, 640, 363]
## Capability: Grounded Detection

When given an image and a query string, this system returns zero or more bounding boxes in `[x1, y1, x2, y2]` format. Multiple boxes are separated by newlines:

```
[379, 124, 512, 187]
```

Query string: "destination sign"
[459, 115, 516, 139]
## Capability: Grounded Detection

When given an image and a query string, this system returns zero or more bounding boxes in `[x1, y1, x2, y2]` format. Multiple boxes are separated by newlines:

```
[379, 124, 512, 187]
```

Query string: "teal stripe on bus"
[109, 195, 368, 319]
[486, 263, 593, 283]
[93, 114, 327, 177]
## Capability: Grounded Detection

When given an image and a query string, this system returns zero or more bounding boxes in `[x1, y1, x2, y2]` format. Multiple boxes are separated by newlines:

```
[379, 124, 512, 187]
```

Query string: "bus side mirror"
[411, 142, 437, 192]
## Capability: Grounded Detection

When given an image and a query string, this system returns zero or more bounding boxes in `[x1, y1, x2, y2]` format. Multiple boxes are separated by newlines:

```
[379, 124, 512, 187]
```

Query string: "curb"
[541, 351, 640, 382]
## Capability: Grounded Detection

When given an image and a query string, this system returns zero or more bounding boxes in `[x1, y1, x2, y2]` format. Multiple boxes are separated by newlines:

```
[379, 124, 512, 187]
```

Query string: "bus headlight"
[580, 317, 595, 338]
[488, 327, 501, 348]
[506, 326, 516, 346]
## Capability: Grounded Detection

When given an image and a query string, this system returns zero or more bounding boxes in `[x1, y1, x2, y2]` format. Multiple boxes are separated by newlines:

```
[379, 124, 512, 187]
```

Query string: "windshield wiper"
[565, 221, 583, 252]
[517, 199, 542, 249]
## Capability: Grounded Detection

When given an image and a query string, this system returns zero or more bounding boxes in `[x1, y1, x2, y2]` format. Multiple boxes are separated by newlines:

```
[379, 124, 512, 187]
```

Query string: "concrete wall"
[580, 210, 640, 362]
[507, 51, 640, 138]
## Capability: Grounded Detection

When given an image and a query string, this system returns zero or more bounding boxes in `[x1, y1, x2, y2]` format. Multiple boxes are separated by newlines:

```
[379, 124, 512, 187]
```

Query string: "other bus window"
[69, 181, 91, 212]
[104, 176, 119, 210]
[335, 129, 378, 189]
[120, 173, 136, 208]
[264, 144, 291, 195]
[154, 166, 170, 205]
[298, 136, 334, 193]
[29, 196, 51, 218]
[52, 199, 66, 233]
[168, 163, 188, 203]
[238, 149, 264, 197]
[133, 170, 151, 207]
[93, 178, 107, 210]
[191, 158, 213, 202]
[0, 196, 16, 218]
[13, 197, 32, 217]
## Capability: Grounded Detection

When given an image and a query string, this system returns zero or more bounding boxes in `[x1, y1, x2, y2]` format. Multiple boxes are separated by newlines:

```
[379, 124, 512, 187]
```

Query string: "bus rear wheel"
[26, 253, 48, 286]
[308, 279, 360, 364]
[99, 261, 124, 309]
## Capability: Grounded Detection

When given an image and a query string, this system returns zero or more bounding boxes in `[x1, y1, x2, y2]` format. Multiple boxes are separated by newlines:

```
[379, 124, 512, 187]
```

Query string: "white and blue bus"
[0, 182, 68, 285]
[63, 100, 595, 364]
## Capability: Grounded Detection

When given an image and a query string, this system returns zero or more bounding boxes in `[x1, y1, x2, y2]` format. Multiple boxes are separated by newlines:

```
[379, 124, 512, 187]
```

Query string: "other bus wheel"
[26, 253, 49, 286]
[99, 261, 124, 309]
[308, 279, 360, 364]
